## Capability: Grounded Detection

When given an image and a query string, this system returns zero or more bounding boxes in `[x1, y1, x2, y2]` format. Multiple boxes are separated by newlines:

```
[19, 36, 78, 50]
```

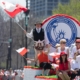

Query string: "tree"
[0, 7, 41, 68]
[53, 0, 80, 21]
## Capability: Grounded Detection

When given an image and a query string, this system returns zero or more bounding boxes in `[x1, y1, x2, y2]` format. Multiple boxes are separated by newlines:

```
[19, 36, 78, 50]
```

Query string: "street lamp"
[6, 45, 10, 69]
[0, 38, 12, 69]
[6, 18, 12, 69]
[23, 0, 30, 65]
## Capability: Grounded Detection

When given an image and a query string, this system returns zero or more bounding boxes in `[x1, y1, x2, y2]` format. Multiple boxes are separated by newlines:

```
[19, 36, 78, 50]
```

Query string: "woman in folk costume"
[24, 21, 45, 66]
[56, 52, 71, 80]
[26, 44, 52, 75]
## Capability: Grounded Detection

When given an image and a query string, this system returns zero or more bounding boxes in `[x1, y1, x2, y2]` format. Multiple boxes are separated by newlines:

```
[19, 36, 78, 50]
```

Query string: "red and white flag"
[16, 47, 29, 56]
[0, 1, 28, 18]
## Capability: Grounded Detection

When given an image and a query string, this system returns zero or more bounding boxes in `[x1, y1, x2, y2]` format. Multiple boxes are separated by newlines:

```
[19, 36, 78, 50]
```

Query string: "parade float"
[23, 66, 43, 80]
[23, 66, 58, 80]
[23, 14, 80, 80]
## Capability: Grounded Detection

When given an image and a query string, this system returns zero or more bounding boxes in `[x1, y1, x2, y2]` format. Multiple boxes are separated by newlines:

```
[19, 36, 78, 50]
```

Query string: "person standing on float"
[24, 22, 45, 66]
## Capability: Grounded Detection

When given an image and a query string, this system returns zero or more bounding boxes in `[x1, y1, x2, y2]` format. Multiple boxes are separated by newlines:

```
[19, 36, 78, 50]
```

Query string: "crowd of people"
[26, 38, 80, 80]
[24, 21, 80, 80]
[1, 21, 80, 80]
[0, 68, 23, 80]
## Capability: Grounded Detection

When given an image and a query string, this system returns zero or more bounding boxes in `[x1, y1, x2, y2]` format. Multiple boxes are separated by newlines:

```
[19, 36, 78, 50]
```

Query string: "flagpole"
[23, 56, 27, 60]
[14, 20, 25, 31]
[13, 18, 34, 42]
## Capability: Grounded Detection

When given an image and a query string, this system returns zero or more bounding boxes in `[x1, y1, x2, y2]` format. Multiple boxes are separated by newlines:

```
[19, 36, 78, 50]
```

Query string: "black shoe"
[34, 63, 37, 67]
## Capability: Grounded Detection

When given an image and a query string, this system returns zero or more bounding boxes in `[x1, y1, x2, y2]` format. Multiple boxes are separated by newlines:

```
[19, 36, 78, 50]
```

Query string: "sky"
[4, 0, 26, 7]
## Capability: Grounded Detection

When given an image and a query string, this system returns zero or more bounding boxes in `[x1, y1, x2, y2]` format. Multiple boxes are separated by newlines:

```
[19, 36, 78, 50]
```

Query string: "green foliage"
[53, 0, 80, 21]
[1, 62, 6, 68]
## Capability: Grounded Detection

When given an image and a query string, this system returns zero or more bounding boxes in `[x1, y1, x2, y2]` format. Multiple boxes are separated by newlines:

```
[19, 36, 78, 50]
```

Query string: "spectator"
[0, 69, 3, 80]
[4, 69, 14, 80]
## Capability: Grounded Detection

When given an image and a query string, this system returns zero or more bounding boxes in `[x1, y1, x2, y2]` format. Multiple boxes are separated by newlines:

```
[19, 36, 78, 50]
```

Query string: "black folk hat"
[34, 21, 42, 26]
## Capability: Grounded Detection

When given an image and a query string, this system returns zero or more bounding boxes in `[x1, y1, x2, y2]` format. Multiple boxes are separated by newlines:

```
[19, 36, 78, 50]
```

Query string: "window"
[53, 0, 58, 2]
[47, 10, 52, 15]
[47, 0, 53, 2]
[60, 0, 70, 2]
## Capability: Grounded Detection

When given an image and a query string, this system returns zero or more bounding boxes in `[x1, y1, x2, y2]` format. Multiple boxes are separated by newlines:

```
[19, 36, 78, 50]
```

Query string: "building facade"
[30, 0, 69, 18]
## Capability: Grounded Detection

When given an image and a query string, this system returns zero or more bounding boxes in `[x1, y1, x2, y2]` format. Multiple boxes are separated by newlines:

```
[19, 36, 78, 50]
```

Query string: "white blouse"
[71, 46, 77, 58]
[70, 59, 79, 71]
[57, 47, 69, 54]
[26, 28, 41, 38]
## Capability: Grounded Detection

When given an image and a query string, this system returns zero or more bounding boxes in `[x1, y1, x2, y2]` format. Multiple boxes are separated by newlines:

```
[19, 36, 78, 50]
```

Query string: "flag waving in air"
[0, 1, 28, 18]
[16, 47, 29, 56]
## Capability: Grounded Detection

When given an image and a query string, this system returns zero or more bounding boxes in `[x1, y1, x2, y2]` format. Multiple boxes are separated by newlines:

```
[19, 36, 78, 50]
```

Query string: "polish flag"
[0, 1, 28, 18]
[16, 47, 29, 56]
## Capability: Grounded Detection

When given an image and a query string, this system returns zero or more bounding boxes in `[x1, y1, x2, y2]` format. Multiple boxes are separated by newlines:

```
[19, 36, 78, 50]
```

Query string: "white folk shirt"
[26, 28, 49, 45]
[26, 29, 33, 38]
[57, 47, 69, 54]
[26, 28, 41, 39]
[70, 59, 79, 71]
